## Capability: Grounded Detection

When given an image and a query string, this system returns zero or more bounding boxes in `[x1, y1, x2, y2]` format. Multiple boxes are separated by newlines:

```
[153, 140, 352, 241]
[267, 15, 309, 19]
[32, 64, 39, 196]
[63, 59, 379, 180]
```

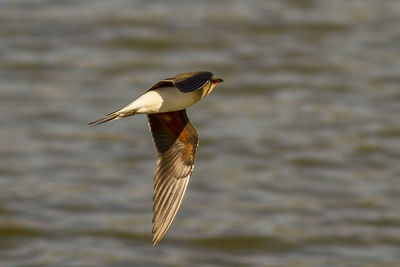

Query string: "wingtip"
[152, 234, 162, 247]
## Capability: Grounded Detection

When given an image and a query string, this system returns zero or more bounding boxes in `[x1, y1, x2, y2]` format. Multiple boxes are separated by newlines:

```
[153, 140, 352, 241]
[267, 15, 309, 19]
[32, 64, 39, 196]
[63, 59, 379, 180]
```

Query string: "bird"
[89, 71, 223, 247]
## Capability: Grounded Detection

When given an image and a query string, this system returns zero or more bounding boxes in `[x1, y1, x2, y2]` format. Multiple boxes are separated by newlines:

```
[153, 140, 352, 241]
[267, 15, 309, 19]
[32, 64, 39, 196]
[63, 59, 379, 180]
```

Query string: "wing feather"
[174, 72, 212, 93]
[147, 110, 198, 247]
[147, 71, 213, 93]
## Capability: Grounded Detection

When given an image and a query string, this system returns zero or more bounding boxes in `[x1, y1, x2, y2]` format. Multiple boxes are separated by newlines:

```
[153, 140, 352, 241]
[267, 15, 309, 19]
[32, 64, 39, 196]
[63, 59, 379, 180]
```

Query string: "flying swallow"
[89, 71, 223, 246]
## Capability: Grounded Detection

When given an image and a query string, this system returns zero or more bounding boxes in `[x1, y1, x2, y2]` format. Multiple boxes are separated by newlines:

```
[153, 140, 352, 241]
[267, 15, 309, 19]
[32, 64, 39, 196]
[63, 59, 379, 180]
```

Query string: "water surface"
[1, 0, 400, 266]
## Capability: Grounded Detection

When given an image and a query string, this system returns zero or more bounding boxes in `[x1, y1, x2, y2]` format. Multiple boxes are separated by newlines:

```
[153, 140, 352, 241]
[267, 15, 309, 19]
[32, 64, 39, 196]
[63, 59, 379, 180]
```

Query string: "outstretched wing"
[147, 110, 198, 247]
[147, 71, 213, 93]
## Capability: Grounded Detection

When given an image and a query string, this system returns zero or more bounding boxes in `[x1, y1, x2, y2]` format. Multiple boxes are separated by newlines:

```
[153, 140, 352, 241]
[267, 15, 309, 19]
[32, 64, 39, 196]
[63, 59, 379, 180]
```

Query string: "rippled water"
[1, 0, 400, 266]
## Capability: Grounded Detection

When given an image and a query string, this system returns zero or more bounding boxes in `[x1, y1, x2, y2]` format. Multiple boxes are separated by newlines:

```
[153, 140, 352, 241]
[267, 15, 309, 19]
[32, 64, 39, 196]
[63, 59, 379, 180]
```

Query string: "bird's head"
[201, 77, 223, 98]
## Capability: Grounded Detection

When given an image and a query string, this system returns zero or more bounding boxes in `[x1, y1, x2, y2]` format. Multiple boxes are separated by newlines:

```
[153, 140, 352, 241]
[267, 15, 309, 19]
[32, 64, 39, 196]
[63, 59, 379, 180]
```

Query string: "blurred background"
[1, 0, 400, 266]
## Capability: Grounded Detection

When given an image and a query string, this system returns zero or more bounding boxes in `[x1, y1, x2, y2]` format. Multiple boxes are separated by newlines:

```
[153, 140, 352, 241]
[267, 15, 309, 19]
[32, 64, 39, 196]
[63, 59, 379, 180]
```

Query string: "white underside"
[119, 87, 203, 115]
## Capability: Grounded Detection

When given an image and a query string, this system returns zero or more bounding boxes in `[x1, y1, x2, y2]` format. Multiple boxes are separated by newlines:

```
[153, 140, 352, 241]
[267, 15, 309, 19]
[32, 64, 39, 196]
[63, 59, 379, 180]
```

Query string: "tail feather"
[89, 107, 139, 126]
[89, 111, 121, 126]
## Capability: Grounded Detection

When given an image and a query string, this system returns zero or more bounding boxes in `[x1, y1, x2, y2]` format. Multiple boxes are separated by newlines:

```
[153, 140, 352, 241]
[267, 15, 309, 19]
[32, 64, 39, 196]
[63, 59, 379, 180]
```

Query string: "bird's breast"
[129, 87, 202, 114]
[151, 87, 202, 113]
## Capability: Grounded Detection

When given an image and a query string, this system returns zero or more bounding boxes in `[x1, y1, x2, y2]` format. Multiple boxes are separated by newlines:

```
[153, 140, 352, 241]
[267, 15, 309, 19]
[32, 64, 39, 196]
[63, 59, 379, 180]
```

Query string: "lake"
[1, 0, 400, 266]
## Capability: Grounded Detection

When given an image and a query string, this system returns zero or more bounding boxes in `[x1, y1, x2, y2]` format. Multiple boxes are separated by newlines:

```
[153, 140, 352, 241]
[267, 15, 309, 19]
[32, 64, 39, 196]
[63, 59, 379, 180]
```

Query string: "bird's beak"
[213, 78, 224, 84]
